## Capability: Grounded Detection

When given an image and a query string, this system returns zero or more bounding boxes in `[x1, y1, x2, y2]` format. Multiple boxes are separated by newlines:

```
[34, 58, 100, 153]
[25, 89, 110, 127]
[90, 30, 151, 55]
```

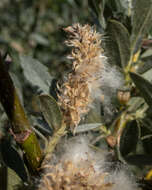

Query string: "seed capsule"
[117, 90, 130, 105]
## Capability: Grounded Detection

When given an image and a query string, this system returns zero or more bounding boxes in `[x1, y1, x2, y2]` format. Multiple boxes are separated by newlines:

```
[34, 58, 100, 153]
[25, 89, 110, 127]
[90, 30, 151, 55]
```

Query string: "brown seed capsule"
[117, 90, 130, 105]
[106, 135, 116, 148]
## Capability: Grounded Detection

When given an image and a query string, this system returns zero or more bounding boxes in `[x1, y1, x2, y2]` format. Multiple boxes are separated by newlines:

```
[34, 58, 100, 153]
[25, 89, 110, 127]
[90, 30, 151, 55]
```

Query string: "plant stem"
[41, 122, 67, 167]
[0, 53, 42, 172]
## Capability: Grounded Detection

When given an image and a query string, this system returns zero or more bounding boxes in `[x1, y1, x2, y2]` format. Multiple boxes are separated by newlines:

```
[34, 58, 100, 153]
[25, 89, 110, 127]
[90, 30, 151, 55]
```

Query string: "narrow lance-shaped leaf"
[118, 120, 139, 157]
[104, 27, 121, 67]
[130, 72, 152, 107]
[107, 20, 130, 69]
[38, 94, 62, 131]
[0, 53, 42, 172]
[75, 123, 103, 134]
[131, 0, 152, 54]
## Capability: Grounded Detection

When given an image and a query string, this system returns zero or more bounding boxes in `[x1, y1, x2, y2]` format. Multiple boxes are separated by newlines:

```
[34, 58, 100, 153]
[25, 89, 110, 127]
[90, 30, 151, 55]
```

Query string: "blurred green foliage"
[0, 0, 90, 77]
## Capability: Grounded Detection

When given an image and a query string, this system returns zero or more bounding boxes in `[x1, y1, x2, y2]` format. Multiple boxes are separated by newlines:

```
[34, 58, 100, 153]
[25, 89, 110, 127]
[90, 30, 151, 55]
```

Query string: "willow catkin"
[58, 24, 106, 128]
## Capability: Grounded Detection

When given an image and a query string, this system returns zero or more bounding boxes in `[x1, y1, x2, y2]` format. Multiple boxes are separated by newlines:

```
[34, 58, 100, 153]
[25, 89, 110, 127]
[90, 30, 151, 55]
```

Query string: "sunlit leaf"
[38, 94, 62, 131]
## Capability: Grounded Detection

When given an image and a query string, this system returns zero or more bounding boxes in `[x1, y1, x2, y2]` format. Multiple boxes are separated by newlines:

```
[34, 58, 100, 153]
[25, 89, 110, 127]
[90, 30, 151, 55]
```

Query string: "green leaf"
[137, 61, 152, 75]
[141, 49, 152, 59]
[142, 67, 152, 82]
[127, 97, 146, 113]
[75, 123, 103, 134]
[0, 54, 42, 172]
[142, 118, 152, 133]
[30, 33, 49, 46]
[118, 120, 139, 157]
[30, 115, 52, 136]
[0, 139, 28, 182]
[0, 166, 7, 189]
[131, 0, 152, 53]
[9, 72, 24, 105]
[116, 0, 132, 16]
[19, 55, 52, 94]
[142, 136, 152, 155]
[88, 0, 102, 17]
[8, 48, 20, 68]
[130, 72, 152, 107]
[106, 20, 130, 68]
[104, 31, 121, 67]
[125, 154, 152, 166]
[88, 0, 106, 28]
[7, 167, 22, 190]
[38, 94, 62, 131]
[83, 106, 102, 124]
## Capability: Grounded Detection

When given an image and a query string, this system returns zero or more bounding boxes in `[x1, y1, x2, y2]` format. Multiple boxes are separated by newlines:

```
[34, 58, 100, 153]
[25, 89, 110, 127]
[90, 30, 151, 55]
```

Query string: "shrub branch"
[0, 53, 42, 172]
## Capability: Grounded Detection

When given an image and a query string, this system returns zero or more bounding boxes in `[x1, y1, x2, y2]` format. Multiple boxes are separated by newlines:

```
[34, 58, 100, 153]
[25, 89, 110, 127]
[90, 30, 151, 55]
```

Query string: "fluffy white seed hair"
[49, 135, 138, 190]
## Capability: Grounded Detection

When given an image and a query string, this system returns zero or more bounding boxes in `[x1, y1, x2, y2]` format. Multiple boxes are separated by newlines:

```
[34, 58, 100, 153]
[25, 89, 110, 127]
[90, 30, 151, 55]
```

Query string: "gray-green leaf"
[19, 55, 52, 94]
[106, 20, 130, 68]
[131, 0, 152, 53]
[75, 123, 103, 134]
[38, 94, 62, 131]
[7, 167, 22, 190]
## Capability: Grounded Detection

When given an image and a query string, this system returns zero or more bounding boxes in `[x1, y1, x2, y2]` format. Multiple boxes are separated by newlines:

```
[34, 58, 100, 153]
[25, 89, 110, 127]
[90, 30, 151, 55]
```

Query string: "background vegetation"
[0, 0, 152, 189]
